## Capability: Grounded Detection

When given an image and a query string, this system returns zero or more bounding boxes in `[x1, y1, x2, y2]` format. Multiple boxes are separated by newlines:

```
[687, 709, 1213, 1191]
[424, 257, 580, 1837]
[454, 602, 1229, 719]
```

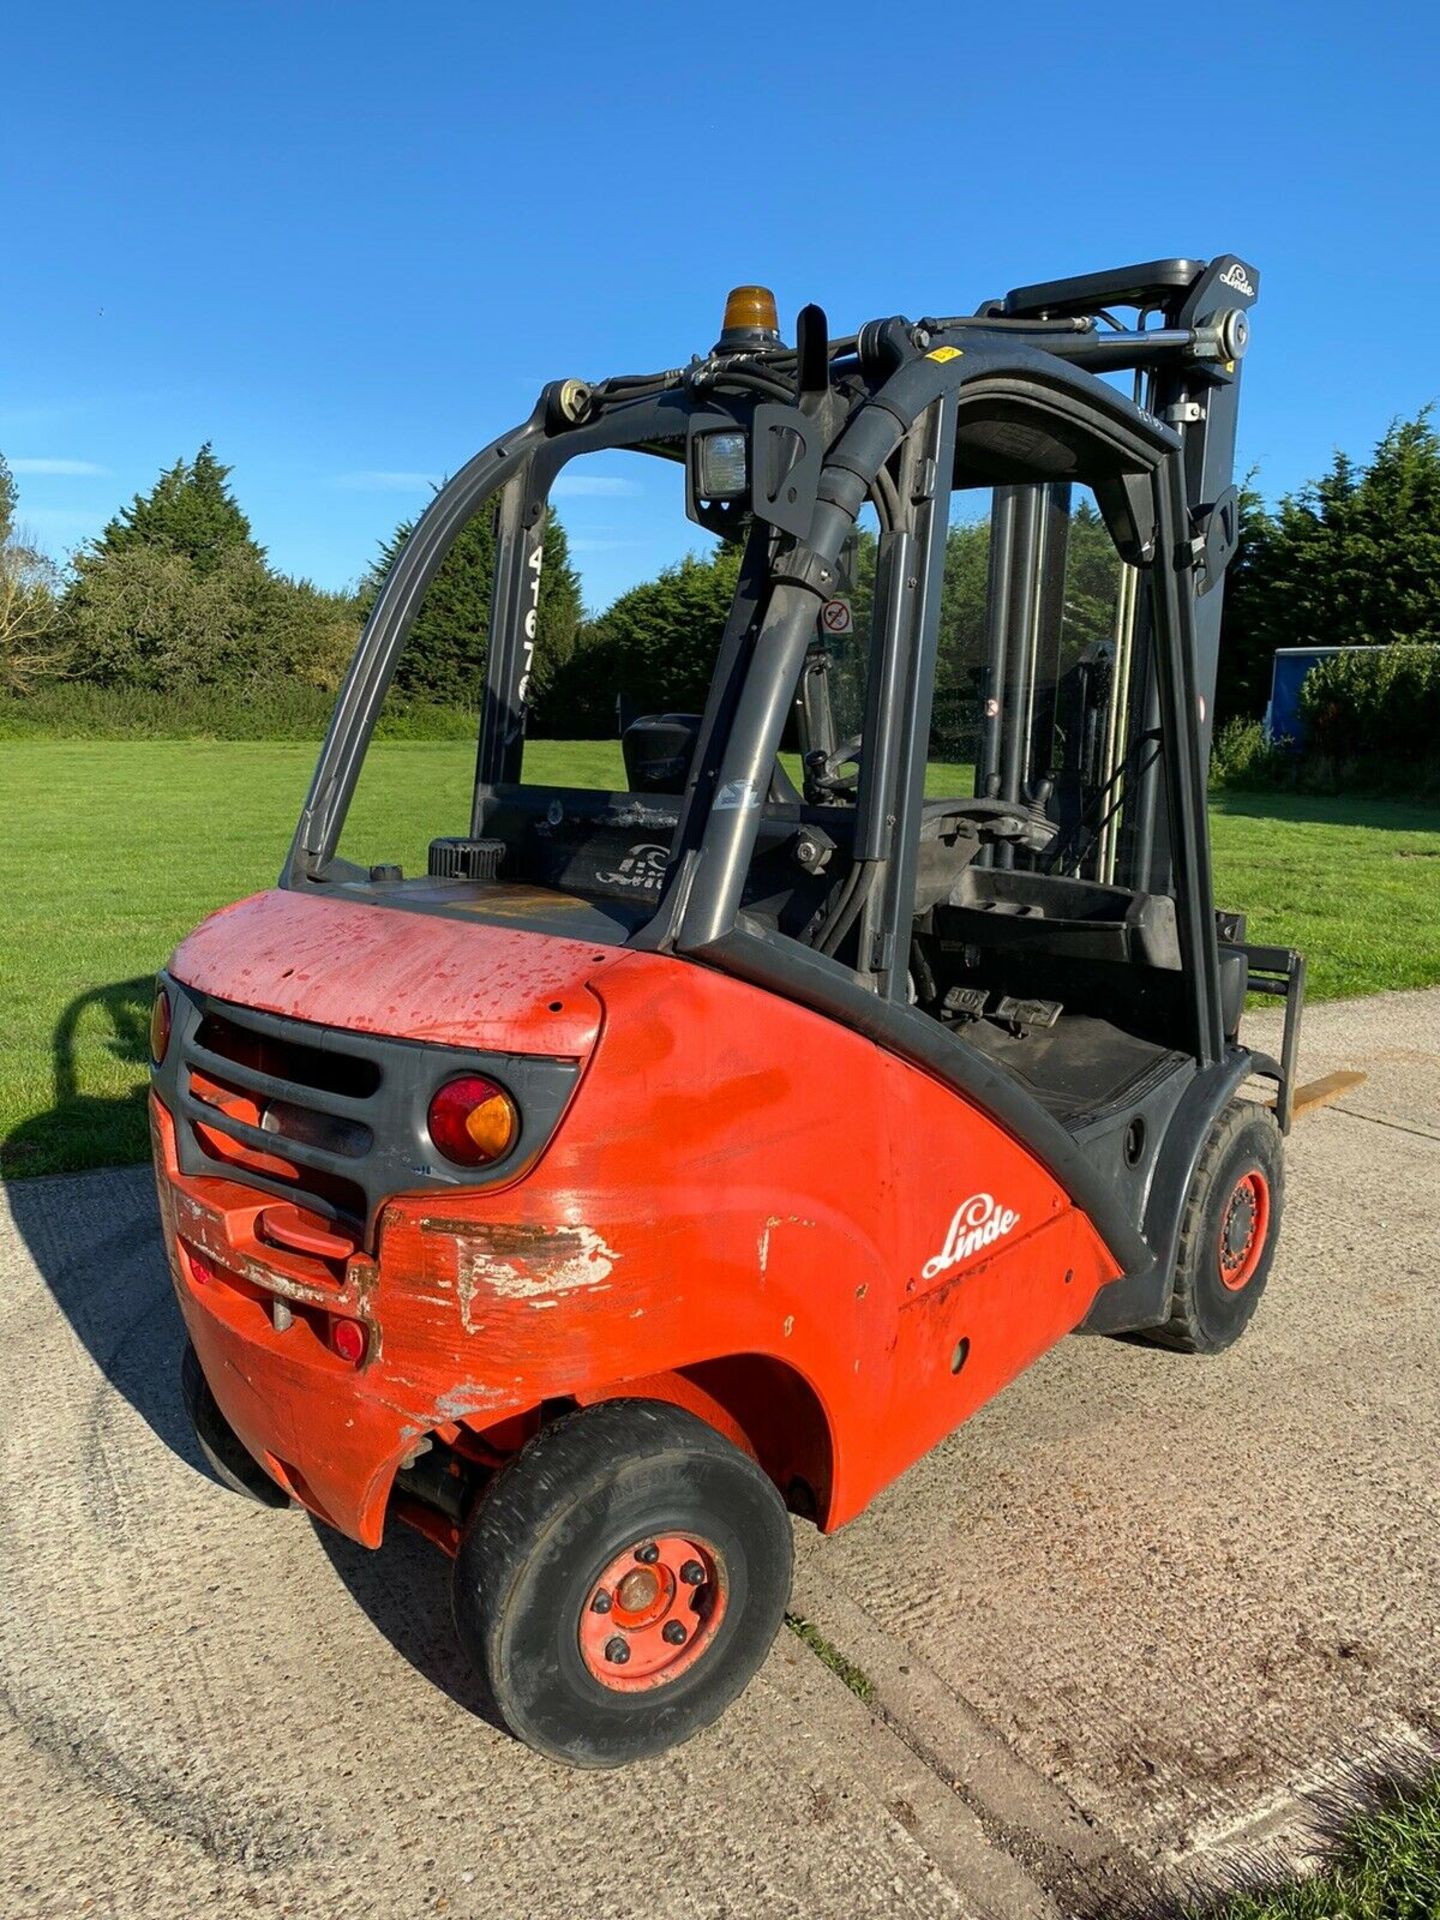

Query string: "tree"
[548, 544, 742, 736]
[54, 442, 362, 694]
[1217, 408, 1440, 721]
[92, 443, 262, 575]
[0, 451, 16, 550]
[59, 544, 361, 693]
[0, 544, 66, 694]
[365, 497, 582, 709]
[0, 450, 68, 693]
[61, 544, 277, 689]
[1213, 482, 1280, 724]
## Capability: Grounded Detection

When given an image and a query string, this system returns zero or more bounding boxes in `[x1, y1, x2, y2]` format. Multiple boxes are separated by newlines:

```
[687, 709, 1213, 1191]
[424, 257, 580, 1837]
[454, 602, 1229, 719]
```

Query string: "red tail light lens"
[150, 984, 172, 1065]
[427, 1075, 518, 1168]
[185, 1245, 216, 1286]
[332, 1317, 367, 1365]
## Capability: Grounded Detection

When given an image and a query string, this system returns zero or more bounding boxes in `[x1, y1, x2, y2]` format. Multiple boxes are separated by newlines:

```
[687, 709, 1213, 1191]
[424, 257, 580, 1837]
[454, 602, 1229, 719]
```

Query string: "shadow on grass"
[1, 975, 154, 1179]
[1210, 786, 1440, 833]
[1152, 1746, 1440, 1920]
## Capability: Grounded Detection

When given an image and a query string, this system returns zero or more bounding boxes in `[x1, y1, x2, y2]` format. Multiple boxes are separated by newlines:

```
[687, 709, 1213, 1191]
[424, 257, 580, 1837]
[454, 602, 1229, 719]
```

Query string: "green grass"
[1188, 1774, 1440, 1919]
[784, 1613, 875, 1703]
[2, 739, 1437, 1179]
[1210, 789, 1440, 1002]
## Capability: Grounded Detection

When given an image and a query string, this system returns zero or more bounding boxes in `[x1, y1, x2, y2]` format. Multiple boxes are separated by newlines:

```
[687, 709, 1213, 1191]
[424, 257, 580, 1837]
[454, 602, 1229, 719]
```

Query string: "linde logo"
[596, 842, 669, 891]
[1218, 262, 1255, 297]
[922, 1193, 1021, 1280]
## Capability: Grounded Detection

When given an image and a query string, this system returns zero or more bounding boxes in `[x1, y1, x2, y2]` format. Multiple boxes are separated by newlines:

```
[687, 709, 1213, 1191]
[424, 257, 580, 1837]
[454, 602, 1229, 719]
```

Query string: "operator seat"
[622, 713, 803, 805]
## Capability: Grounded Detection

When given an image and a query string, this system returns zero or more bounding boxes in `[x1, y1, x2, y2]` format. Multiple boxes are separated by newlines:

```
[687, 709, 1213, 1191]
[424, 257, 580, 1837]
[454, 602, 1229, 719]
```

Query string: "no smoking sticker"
[820, 598, 853, 635]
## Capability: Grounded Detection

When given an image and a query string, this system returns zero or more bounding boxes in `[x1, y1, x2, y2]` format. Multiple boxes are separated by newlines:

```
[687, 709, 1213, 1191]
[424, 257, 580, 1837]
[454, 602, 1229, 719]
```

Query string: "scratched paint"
[758, 1213, 816, 1278]
[452, 1224, 619, 1328]
[169, 886, 622, 1056]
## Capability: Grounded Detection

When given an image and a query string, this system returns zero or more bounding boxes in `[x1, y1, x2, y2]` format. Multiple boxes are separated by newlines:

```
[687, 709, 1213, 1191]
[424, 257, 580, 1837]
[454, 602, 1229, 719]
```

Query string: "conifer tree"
[94, 443, 262, 575]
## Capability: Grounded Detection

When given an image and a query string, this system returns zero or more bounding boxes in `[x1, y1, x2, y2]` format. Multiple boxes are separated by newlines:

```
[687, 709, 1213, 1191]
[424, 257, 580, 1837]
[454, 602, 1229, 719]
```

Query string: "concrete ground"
[2, 988, 1437, 1919]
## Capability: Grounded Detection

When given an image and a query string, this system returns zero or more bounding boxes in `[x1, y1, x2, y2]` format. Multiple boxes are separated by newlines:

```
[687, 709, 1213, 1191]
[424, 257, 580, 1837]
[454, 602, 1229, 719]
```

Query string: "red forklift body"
[154, 884, 1119, 1544]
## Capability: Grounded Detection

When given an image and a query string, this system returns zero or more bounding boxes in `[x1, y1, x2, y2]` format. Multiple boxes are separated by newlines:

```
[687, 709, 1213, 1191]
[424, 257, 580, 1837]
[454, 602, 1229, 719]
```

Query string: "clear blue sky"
[3, 1, 1436, 615]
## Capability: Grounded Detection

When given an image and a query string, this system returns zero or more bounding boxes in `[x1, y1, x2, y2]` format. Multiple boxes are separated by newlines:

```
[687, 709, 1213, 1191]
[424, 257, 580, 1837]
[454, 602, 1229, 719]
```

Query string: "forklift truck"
[150, 259, 1303, 1767]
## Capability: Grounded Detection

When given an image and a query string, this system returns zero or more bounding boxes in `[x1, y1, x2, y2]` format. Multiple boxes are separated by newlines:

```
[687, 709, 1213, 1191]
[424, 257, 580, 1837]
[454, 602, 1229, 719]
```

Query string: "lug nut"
[680, 1560, 706, 1586]
[662, 1620, 688, 1646]
[604, 1636, 630, 1665]
[590, 1590, 612, 1614]
[634, 1542, 660, 1565]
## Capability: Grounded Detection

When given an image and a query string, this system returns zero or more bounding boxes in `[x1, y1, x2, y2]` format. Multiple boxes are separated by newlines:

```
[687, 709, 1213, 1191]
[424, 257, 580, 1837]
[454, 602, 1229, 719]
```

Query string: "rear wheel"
[180, 1342, 291, 1506]
[1138, 1099, 1284, 1353]
[452, 1399, 792, 1768]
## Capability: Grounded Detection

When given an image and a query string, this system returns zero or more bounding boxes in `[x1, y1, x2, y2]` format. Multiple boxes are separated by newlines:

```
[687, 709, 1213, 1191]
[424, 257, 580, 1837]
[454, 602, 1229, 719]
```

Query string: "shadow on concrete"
[312, 1522, 507, 1731]
[3, 977, 506, 1733]
[4, 977, 209, 1479]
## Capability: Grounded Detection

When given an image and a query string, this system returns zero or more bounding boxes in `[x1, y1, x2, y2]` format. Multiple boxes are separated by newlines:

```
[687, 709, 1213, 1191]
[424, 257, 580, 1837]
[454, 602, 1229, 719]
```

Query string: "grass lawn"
[1189, 1772, 1440, 1919]
[3, 739, 1438, 1179]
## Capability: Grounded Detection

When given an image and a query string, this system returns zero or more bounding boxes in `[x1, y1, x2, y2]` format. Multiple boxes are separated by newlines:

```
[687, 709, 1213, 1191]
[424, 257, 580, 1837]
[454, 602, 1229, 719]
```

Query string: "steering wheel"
[925, 796, 1056, 855]
[804, 735, 864, 802]
[805, 745, 1057, 855]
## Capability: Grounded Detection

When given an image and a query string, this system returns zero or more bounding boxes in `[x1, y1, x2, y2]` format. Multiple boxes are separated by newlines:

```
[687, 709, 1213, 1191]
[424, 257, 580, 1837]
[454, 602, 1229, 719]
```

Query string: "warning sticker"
[820, 598, 853, 635]
[927, 345, 964, 363]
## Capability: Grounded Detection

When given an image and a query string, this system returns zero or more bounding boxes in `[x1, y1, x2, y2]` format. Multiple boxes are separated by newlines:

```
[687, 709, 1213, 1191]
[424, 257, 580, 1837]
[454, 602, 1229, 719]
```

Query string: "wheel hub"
[579, 1533, 726, 1691]
[616, 1566, 661, 1612]
[1218, 1169, 1270, 1291]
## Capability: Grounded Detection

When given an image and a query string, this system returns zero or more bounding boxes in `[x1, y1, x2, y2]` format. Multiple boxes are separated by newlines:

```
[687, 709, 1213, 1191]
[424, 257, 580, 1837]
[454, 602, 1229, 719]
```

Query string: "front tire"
[1138, 1098, 1284, 1353]
[452, 1399, 792, 1768]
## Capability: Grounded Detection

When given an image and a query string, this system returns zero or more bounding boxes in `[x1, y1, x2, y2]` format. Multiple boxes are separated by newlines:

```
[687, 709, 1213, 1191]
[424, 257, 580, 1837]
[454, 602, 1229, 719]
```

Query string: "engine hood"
[168, 887, 622, 1057]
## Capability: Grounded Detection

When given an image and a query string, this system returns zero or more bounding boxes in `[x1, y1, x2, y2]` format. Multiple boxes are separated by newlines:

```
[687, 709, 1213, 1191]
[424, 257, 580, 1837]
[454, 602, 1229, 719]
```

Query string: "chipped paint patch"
[171, 1193, 335, 1307]
[432, 1383, 506, 1424]
[451, 1223, 619, 1328]
[759, 1213, 815, 1279]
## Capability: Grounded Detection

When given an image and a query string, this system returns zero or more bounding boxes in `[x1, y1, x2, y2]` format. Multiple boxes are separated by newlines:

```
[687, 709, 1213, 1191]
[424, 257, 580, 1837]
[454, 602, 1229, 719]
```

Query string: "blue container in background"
[1266, 645, 1359, 748]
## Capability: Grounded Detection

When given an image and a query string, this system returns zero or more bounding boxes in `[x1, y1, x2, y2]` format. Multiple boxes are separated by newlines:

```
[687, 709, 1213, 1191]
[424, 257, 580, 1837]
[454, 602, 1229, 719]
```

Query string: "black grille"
[195, 1008, 382, 1100]
[155, 977, 582, 1244]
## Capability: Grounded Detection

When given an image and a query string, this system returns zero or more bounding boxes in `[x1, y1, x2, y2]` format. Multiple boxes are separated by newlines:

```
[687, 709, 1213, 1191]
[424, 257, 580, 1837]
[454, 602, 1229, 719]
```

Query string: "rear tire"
[181, 1342, 292, 1506]
[1137, 1099, 1284, 1354]
[452, 1399, 792, 1768]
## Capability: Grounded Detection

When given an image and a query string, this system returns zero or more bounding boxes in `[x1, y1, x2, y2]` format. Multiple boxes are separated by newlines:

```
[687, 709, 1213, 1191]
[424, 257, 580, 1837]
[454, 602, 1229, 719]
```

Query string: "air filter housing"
[428, 837, 506, 882]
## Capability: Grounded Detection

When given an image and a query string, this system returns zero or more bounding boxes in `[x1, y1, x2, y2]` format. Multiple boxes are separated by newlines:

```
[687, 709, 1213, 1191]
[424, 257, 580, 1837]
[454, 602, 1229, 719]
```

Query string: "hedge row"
[0, 682, 475, 742]
[1299, 643, 1440, 763]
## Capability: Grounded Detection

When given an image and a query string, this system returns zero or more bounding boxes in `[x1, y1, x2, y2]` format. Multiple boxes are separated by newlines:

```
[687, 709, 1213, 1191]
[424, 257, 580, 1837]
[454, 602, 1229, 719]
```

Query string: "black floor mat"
[957, 1012, 1180, 1122]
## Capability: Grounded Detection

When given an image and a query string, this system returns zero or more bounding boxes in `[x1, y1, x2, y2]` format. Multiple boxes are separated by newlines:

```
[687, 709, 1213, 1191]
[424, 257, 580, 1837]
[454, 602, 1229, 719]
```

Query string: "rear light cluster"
[427, 1074, 518, 1168]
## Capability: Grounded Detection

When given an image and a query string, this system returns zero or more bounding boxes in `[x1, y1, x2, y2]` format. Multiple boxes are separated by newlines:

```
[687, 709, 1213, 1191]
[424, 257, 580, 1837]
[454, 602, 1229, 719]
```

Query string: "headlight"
[694, 429, 749, 501]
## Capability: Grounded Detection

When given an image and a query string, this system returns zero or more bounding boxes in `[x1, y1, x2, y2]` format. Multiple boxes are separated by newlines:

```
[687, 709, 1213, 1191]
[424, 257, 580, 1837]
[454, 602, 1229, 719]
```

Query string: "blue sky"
[3, 1, 1436, 615]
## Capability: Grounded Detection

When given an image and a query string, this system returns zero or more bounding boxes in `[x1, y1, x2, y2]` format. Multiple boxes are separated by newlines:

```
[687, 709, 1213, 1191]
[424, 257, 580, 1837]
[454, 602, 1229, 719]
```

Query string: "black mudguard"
[1079, 1046, 1276, 1335]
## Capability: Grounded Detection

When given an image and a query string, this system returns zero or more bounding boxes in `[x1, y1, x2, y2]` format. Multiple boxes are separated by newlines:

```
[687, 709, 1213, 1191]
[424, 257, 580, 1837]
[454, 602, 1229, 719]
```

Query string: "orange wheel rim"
[1218, 1169, 1270, 1292]
[578, 1534, 727, 1691]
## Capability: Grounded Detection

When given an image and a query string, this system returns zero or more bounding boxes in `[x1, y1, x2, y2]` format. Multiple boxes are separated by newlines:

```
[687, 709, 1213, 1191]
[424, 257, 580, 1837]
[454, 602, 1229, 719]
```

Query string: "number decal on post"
[518, 535, 543, 709]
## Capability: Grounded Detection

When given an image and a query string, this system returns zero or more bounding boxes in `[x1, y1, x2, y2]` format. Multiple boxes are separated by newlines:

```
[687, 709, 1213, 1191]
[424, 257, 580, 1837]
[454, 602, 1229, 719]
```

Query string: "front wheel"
[452, 1399, 793, 1768]
[1138, 1098, 1285, 1354]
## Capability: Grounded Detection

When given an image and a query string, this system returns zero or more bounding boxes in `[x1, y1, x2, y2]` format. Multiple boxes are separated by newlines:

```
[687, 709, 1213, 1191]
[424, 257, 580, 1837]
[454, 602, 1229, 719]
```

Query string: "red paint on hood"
[169, 889, 618, 1055]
